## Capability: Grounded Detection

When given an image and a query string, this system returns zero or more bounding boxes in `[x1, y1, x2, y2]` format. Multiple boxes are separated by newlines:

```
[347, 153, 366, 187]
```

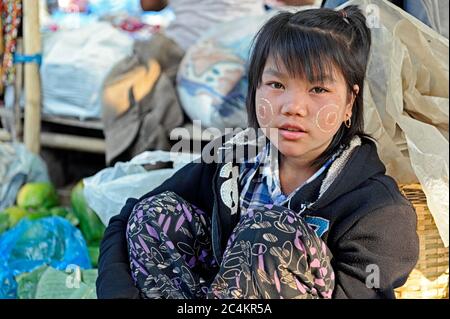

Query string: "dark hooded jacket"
[96, 133, 419, 299]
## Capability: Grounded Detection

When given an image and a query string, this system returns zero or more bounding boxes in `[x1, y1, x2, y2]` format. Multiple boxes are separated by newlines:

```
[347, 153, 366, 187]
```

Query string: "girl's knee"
[126, 191, 181, 240]
[128, 191, 187, 224]
[127, 191, 209, 247]
[135, 191, 185, 210]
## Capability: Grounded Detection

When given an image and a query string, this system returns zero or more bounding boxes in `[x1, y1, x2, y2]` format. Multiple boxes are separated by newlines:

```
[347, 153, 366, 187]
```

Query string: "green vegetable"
[70, 181, 105, 245]
[49, 206, 69, 218]
[25, 206, 69, 221]
[64, 209, 80, 227]
[26, 210, 52, 221]
[0, 206, 28, 229]
[17, 183, 59, 209]
[88, 245, 100, 268]
[0, 213, 9, 234]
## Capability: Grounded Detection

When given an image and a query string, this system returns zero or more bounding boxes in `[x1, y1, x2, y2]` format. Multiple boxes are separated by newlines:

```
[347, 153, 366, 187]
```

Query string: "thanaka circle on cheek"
[315, 104, 340, 133]
[256, 98, 275, 127]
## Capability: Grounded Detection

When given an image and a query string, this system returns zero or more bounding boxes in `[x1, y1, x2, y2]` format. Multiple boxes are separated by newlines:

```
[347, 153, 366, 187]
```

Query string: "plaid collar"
[239, 142, 344, 213]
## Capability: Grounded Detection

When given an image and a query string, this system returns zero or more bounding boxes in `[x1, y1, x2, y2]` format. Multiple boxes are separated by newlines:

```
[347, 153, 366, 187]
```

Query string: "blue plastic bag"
[0, 217, 91, 298]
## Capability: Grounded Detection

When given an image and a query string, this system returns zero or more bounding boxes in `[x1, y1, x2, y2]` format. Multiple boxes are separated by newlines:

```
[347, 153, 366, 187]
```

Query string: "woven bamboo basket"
[394, 184, 449, 299]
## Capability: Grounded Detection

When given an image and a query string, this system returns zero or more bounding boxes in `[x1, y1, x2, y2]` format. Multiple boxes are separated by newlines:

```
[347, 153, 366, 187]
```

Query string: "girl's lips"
[279, 128, 307, 140]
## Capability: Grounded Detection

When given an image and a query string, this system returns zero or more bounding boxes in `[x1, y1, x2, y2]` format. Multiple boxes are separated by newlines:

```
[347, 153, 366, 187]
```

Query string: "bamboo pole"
[40, 132, 106, 154]
[14, 39, 23, 141]
[23, 0, 41, 154]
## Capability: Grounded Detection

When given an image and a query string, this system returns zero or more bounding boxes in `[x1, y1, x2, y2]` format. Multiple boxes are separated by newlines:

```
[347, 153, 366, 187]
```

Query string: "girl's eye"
[311, 87, 329, 94]
[268, 82, 284, 90]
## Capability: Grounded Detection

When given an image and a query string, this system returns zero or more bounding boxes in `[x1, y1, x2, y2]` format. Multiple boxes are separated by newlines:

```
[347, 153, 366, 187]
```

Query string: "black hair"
[246, 5, 373, 168]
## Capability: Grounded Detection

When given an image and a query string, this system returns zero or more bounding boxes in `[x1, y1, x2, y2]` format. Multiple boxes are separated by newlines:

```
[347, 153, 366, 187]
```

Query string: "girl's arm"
[331, 204, 419, 299]
[96, 197, 141, 299]
[96, 160, 217, 298]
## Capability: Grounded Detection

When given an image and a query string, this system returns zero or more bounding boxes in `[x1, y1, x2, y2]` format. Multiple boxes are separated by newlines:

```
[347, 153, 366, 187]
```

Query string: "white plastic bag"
[41, 22, 133, 119]
[0, 143, 50, 210]
[344, 0, 449, 246]
[83, 151, 199, 226]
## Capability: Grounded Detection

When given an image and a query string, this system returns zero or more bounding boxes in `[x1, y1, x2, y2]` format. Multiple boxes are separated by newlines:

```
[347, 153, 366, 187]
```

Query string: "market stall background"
[0, 0, 448, 299]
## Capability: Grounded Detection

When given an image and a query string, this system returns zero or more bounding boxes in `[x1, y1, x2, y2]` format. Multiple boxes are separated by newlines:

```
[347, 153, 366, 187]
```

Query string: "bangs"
[247, 8, 371, 165]
[263, 24, 346, 85]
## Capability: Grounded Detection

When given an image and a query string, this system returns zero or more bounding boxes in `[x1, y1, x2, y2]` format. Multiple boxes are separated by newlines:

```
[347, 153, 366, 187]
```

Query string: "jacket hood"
[309, 137, 387, 210]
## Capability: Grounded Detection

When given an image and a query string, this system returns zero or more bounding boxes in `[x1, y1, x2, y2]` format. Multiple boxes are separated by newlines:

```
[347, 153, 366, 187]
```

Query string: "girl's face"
[255, 56, 358, 164]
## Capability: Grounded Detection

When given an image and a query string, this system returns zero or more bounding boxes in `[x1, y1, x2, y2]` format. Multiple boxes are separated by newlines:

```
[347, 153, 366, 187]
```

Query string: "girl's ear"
[348, 84, 359, 109]
[345, 84, 359, 117]
[345, 102, 353, 118]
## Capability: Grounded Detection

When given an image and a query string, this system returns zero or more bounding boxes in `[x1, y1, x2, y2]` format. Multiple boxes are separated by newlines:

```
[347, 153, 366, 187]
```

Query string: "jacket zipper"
[210, 163, 221, 265]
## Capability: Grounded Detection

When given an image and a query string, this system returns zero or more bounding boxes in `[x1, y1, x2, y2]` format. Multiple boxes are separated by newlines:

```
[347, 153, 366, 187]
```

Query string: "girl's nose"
[280, 95, 308, 117]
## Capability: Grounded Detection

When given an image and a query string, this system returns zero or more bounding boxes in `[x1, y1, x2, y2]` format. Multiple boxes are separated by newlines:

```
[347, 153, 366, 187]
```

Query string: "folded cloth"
[101, 34, 185, 164]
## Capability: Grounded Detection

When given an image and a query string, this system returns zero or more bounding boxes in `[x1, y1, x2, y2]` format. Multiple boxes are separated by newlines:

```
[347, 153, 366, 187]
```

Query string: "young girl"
[96, 6, 419, 299]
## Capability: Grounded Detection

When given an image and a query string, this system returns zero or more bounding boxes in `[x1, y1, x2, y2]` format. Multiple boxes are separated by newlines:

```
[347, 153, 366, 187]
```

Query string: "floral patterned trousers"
[126, 191, 334, 299]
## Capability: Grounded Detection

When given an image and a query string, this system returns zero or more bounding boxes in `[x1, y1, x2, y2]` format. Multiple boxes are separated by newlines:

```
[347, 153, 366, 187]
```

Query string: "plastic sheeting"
[343, 0, 449, 246]
[0, 217, 92, 298]
[16, 265, 97, 299]
[0, 143, 50, 211]
[83, 151, 200, 226]
[41, 22, 133, 119]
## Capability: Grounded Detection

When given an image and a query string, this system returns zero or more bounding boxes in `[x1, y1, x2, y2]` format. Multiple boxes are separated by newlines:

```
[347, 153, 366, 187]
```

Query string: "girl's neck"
[278, 154, 318, 195]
